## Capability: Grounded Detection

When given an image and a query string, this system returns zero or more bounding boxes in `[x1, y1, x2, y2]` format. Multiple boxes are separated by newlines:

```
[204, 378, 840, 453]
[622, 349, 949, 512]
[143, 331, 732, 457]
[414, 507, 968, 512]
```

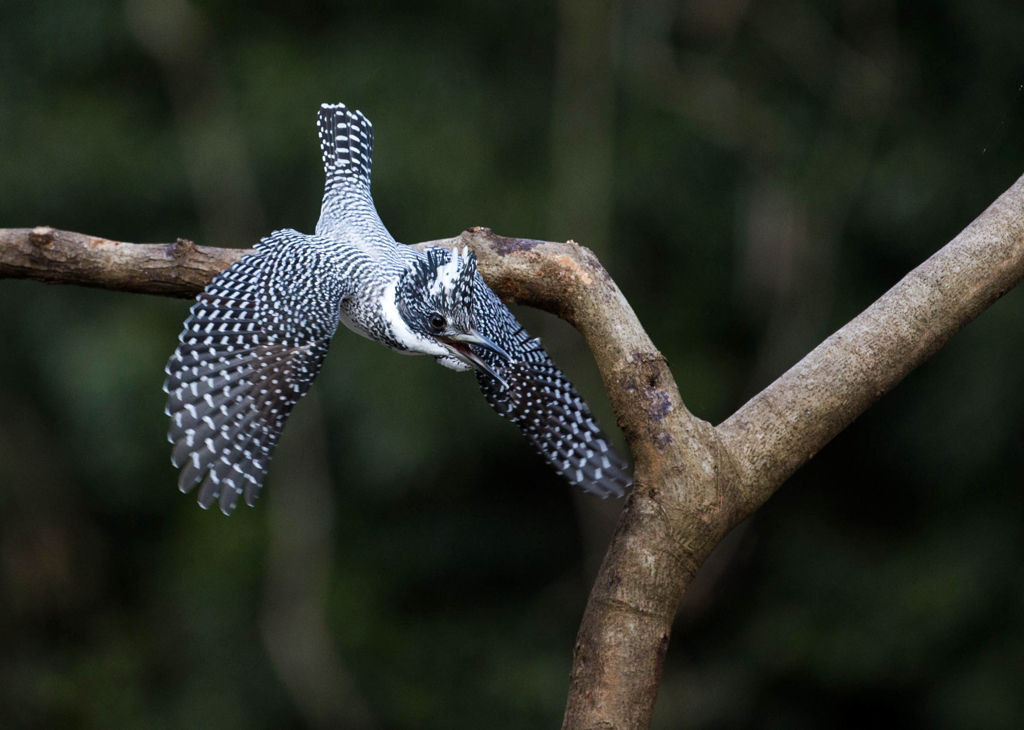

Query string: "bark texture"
[2, 171, 1023, 729]
[0, 227, 245, 297]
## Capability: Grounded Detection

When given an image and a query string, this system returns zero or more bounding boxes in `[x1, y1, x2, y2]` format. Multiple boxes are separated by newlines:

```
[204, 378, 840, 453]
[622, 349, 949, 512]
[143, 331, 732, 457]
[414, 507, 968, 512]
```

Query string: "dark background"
[2, 0, 1024, 728]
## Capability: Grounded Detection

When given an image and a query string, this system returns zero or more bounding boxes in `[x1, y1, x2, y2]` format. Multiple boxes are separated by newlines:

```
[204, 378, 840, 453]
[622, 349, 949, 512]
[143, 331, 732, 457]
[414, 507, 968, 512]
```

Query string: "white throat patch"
[379, 280, 447, 356]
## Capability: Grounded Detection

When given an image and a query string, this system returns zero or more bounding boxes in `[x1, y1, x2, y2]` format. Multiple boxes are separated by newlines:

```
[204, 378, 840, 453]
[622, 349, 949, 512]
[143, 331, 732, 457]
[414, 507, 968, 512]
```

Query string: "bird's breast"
[336, 302, 376, 342]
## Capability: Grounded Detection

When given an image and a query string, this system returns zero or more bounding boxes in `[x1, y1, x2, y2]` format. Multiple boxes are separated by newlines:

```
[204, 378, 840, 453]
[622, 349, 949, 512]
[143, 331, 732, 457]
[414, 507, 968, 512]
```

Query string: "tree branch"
[0, 227, 246, 297]
[719, 175, 1024, 511]
[3, 171, 1022, 729]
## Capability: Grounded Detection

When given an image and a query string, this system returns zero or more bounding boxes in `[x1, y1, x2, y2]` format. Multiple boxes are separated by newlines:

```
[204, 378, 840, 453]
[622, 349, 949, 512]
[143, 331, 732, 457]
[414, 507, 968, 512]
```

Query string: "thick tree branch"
[719, 176, 1024, 511]
[2, 171, 1022, 729]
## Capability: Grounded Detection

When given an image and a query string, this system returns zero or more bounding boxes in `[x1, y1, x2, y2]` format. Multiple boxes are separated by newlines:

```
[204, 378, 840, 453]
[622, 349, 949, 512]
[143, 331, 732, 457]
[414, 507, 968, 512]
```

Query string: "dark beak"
[442, 330, 512, 389]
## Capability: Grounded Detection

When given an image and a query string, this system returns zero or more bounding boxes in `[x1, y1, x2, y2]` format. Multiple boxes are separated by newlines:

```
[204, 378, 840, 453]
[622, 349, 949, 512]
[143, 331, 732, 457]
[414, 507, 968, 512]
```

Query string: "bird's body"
[164, 103, 631, 514]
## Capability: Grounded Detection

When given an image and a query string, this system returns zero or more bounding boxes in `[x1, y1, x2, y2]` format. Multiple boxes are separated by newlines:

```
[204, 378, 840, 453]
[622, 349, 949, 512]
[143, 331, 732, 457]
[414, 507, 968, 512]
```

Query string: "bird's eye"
[428, 313, 447, 331]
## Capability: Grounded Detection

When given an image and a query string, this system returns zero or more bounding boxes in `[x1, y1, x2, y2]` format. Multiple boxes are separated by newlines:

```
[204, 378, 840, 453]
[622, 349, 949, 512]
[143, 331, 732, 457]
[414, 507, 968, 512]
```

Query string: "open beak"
[441, 330, 512, 389]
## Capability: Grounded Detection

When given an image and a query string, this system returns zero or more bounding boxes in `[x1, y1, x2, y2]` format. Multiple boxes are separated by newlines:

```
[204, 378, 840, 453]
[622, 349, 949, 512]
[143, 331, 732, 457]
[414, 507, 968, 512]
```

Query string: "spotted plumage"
[164, 102, 632, 514]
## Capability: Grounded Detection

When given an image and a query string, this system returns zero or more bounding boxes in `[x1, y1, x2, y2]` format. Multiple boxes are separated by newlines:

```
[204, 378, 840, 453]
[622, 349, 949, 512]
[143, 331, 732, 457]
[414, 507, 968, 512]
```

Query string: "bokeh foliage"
[2, 0, 1024, 728]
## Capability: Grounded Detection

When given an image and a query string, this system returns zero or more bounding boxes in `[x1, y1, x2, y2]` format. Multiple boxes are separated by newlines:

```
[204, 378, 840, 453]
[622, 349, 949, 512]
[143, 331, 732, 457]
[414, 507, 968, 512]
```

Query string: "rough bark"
[0, 227, 245, 297]
[2, 171, 1023, 729]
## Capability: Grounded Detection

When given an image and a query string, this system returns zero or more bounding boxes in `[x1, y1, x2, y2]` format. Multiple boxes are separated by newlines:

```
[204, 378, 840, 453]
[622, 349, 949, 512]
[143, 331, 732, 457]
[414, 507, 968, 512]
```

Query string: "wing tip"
[581, 473, 631, 499]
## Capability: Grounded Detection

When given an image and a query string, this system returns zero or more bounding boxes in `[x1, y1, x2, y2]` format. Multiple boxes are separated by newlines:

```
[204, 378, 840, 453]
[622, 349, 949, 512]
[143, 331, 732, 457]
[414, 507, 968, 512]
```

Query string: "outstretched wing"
[470, 280, 632, 497]
[164, 230, 349, 514]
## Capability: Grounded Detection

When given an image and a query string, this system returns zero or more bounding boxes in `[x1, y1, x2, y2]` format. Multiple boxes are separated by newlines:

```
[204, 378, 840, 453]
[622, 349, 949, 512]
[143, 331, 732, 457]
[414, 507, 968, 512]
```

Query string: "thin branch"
[0, 227, 246, 298]
[3, 172, 1023, 729]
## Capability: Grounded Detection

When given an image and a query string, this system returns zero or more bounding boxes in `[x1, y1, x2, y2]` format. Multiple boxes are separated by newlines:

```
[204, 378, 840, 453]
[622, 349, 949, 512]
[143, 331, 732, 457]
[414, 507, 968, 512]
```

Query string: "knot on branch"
[623, 352, 674, 424]
[29, 226, 54, 248]
[169, 238, 196, 260]
[614, 350, 683, 458]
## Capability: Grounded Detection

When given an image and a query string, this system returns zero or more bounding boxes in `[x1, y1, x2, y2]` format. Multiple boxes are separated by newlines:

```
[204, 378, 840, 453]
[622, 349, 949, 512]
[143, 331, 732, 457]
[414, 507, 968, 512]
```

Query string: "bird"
[163, 103, 632, 514]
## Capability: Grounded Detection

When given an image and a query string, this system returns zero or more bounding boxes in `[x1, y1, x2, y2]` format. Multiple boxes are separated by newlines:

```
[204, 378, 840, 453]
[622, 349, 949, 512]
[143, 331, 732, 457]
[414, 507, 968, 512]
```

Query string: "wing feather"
[469, 280, 632, 497]
[164, 230, 347, 513]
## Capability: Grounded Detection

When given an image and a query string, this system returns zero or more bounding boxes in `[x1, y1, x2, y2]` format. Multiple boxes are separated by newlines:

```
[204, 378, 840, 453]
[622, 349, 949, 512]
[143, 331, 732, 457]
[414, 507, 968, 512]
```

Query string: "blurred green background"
[2, 0, 1024, 728]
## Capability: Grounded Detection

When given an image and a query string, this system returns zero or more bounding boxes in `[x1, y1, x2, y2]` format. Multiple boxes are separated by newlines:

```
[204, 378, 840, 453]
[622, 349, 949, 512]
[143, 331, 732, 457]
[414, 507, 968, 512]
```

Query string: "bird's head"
[395, 246, 511, 386]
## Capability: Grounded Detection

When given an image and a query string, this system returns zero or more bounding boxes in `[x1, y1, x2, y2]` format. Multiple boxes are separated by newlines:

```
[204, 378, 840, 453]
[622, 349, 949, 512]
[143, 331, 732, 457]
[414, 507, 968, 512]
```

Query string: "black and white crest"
[396, 246, 478, 338]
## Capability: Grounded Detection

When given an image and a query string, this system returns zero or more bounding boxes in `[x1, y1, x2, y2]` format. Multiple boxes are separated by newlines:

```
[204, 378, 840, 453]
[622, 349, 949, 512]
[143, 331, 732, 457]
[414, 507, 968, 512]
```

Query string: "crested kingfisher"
[164, 103, 632, 514]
